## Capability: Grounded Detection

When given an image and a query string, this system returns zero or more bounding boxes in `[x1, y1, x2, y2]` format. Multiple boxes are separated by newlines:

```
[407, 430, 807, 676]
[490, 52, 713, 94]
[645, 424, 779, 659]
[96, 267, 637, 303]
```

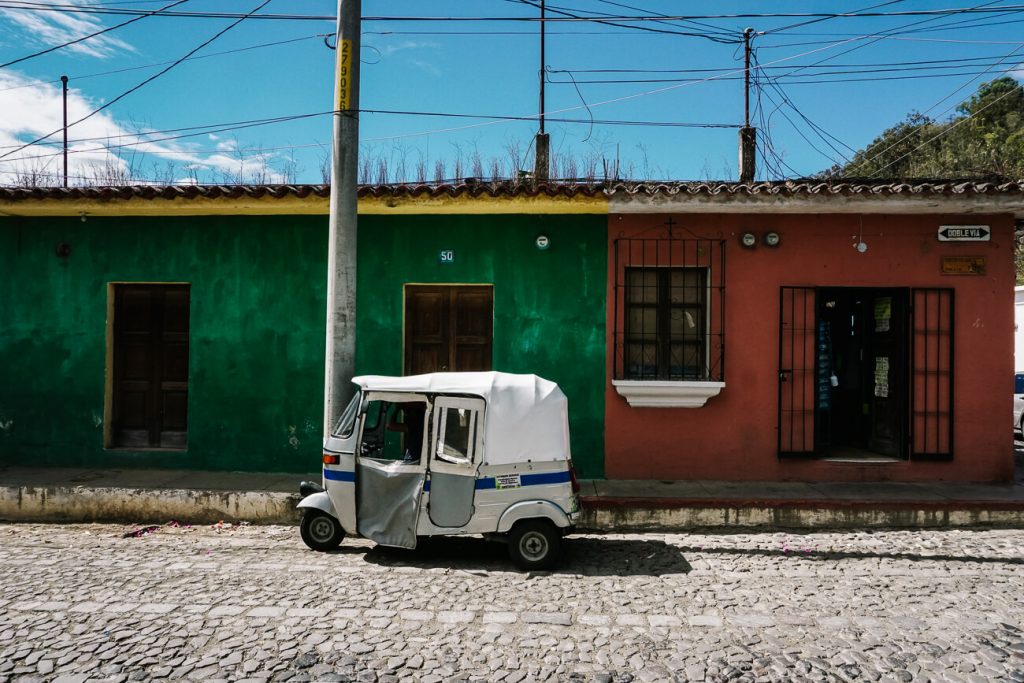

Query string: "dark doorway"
[816, 288, 909, 459]
[111, 284, 190, 449]
[404, 285, 493, 375]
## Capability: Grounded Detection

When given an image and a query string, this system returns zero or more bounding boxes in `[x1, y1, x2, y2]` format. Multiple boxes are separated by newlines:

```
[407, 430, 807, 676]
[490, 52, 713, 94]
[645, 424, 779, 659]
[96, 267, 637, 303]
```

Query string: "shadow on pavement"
[361, 535, 692, 576]
[676, 544, 1024, 565]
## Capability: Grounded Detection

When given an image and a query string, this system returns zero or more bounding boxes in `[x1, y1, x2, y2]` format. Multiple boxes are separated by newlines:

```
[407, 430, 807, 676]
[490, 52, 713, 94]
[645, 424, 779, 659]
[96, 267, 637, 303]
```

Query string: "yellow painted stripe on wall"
[0, 192, 608, 217]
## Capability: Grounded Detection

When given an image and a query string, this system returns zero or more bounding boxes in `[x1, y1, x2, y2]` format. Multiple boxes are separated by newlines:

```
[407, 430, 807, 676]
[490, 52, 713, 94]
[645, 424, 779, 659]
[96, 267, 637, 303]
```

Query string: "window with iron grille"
[625, 267, 708, 380]
[613, 236, 725, 382]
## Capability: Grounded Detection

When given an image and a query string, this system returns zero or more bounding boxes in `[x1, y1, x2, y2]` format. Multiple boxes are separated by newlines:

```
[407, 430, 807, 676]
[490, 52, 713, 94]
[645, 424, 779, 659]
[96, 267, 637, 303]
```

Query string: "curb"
[3, 485, 1024, 530]
[580, 497, 1024, 531]
[0, 485, 302, 525]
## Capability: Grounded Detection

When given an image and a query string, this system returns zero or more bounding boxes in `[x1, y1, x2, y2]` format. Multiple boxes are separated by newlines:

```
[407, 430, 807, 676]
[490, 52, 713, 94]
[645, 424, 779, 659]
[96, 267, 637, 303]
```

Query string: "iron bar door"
[778, 287, 817, 456]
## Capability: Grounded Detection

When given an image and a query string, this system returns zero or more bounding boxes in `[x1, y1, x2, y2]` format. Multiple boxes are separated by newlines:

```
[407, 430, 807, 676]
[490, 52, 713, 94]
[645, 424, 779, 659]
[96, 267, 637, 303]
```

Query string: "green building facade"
[0, 210, 607, 478]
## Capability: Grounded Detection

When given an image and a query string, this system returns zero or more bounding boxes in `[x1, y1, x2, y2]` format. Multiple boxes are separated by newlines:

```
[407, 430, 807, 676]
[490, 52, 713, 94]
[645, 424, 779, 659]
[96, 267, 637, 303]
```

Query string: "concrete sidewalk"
[3, 465, 1024, 530]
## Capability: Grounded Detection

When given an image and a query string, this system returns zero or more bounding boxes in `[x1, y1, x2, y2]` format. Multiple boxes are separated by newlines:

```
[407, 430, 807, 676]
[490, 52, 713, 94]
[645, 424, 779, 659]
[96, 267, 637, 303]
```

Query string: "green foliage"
[836, 77, 1024, 180]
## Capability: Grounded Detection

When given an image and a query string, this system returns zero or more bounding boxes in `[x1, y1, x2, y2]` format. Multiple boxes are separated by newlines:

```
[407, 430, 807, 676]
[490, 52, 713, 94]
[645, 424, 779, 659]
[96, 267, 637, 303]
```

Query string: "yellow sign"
[337, 39, 352, 111]
[940, 256, 985, 275]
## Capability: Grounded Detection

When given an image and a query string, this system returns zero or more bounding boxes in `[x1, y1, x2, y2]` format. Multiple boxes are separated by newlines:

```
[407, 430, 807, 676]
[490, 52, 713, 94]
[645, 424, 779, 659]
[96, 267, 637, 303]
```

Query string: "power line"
[507, 0, 741, 43]
[552, 54, 1024, 74]
[0, 0, 276, 162]
[0, 107, 742, 164]
[0, 0, 191, 69]
[545, 67, 1024, 86]
[5, 3, 1024, 21]
[0, 33, 332, 94]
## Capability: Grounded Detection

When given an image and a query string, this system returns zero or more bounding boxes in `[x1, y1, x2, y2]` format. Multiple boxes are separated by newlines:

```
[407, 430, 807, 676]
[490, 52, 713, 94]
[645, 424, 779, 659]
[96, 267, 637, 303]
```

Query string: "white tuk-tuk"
[297, 372, 582, 569]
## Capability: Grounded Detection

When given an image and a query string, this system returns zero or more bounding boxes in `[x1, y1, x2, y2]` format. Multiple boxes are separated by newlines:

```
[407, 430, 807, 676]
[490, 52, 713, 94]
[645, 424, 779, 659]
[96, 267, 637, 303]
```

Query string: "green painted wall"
[0, 212, 607, 478]
[355, 214, 607, 478]
[0, 216, 327, 473]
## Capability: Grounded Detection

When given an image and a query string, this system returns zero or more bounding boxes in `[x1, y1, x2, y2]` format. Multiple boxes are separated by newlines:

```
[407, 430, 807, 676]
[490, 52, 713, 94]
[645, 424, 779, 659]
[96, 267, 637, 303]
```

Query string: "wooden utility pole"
[534, 0, 550, 181]
[324, 0, 361, 433]
[738, 27, 757, 184]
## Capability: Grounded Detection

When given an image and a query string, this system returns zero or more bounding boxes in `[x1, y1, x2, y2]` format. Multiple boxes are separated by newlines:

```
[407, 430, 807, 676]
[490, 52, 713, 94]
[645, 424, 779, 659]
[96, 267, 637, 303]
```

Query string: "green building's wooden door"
[404, 285, 492, 375]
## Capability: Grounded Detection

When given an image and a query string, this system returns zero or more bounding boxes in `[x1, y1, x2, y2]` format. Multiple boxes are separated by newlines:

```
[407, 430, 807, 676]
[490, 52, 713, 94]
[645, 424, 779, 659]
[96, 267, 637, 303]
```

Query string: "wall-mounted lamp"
[763, 231, 780, 247]
[740, 232, 757, 249]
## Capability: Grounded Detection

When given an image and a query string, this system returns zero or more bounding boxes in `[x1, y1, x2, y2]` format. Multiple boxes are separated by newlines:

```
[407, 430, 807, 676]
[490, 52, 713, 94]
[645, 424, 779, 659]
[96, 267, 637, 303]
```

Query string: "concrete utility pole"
[324, 0, 361, 434]
[61, 75, 68, 188]
[738, 27, 757, 184]
[534, 0, 550, 181]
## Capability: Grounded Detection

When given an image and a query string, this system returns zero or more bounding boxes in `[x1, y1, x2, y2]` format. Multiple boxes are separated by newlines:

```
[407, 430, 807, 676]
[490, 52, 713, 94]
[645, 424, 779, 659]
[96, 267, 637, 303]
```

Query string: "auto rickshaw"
[297, 372, 581, 569]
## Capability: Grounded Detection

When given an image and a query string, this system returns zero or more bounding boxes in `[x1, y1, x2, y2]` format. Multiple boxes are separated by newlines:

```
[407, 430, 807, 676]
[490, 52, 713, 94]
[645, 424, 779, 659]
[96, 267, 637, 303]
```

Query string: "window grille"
[613, 235, 725, 381]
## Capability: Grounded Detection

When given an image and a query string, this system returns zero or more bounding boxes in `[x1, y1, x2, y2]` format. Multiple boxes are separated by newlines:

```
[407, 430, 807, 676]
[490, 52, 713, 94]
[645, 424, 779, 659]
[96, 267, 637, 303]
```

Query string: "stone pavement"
[1, 523, 1022, 682]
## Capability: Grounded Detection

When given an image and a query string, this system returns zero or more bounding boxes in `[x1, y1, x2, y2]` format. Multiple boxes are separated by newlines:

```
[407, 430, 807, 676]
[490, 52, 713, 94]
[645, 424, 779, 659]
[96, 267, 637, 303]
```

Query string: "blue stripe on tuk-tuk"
[333, 469, 571, 490]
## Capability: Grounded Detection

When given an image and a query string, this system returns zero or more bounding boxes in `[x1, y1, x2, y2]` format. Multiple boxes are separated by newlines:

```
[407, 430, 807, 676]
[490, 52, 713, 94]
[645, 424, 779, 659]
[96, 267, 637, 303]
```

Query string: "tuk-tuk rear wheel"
[508, 519, 561, 570]
[300, 510, 344, 551]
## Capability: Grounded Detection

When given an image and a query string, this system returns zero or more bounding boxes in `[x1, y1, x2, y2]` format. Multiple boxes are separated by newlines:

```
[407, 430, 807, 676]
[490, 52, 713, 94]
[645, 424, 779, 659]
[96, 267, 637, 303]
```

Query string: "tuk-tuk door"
[427, 397, 485, 528]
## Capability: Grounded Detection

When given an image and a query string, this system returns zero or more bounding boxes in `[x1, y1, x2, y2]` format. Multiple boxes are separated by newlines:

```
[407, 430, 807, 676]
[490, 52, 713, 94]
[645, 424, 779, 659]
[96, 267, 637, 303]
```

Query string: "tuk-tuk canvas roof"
[352, 372, 571, 466]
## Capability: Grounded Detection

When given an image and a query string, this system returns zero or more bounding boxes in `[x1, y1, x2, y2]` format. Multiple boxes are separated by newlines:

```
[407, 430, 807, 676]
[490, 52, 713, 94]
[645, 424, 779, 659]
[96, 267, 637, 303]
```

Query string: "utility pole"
[738, 27, 757, 184]
[324, 0, 361, 434]
[61, 75, 68, 188]
[534, 0, 550, 181]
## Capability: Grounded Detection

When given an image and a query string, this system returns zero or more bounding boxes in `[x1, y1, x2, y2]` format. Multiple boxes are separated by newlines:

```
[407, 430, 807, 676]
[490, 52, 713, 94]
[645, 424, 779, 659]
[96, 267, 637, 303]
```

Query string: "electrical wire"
[0, 33, 333, 94]
[0, 0, 190, 69]
[505, 0, 740, 43]
[0, 0, 276, 162]
[5, 3, 1024, 22]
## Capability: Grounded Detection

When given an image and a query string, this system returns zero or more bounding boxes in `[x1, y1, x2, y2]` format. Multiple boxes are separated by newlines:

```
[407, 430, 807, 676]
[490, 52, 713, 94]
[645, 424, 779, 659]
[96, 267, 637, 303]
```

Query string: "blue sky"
[1, 0, 1022, 185]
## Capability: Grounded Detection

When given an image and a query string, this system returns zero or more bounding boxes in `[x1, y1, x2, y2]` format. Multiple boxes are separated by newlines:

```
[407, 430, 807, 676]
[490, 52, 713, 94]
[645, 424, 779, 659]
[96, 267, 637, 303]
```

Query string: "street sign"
[940, 256, 985, 275]
[937, 225, 990, 241]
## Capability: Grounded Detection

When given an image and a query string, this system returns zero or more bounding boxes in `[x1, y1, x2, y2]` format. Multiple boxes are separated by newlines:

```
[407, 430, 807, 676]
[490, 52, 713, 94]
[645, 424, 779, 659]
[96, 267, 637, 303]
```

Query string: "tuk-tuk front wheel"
[300, 510, 344, 551]
[508, 520, 561, 570]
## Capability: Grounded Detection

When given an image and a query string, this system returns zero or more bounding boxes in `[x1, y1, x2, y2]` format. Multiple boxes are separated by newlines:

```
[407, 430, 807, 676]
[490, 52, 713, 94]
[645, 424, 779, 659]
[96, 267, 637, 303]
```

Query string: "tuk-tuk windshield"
[331, 392, 361, 438]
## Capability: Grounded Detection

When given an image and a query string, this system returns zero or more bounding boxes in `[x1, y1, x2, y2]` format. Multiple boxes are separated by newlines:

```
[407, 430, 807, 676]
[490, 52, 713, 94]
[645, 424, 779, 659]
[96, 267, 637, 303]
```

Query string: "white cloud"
[0, 72, 287, 186]
[0, 3, 134, 60]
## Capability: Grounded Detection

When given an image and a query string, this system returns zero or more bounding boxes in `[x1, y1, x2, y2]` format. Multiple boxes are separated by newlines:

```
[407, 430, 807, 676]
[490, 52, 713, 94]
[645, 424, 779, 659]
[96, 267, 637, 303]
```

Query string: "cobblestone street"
[0, 524, 1022, 682]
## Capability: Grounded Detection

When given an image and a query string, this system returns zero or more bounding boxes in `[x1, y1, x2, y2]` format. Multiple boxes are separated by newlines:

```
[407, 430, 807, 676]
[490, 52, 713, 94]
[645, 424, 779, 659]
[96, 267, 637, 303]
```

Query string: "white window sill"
[612, 380, 725, 408]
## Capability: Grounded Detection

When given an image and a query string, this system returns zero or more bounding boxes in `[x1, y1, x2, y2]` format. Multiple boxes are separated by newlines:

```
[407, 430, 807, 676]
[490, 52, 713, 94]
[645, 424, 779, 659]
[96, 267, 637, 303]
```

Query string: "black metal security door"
[910, 288, 954, 460]
[778, 287, 817, 456]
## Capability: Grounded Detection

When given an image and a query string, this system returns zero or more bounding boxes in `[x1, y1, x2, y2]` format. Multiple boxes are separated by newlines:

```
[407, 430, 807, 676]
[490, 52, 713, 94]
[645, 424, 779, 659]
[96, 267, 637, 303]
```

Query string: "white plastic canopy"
[352, 372, 571, 466]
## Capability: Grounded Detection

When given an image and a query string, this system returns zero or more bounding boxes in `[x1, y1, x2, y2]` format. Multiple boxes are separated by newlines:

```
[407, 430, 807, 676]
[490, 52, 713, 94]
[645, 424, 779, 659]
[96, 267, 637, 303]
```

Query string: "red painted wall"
[605, 213, 1015, 483]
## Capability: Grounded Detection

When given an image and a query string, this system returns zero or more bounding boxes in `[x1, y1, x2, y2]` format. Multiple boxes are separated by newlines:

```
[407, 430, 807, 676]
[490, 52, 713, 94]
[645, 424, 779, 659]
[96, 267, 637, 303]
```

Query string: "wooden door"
[112, 284, 190, 448]
[405, 285, 492, 375]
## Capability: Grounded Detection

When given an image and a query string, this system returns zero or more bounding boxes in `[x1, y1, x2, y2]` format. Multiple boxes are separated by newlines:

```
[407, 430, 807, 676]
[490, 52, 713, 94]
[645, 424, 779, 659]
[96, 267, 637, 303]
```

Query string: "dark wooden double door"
[111, 284, 190, 449]
[404, 285, 493, 375]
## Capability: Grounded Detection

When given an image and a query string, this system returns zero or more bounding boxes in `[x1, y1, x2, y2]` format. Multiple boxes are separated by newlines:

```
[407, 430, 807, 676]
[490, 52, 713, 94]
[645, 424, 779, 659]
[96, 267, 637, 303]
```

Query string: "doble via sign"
[937, 225, 990, 242]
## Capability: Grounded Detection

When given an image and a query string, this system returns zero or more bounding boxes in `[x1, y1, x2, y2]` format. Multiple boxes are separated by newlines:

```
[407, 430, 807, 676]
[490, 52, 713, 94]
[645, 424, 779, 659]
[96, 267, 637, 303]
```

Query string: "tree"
[834, 77, 1024, 181]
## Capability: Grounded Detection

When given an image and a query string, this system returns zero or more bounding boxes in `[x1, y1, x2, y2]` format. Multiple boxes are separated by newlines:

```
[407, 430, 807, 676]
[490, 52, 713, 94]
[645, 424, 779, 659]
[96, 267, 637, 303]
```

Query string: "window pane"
[361, 401, 397, 460]
[442, 408, 472, 461]
[669, 307, 700, 336]
[627, 269, 658, 304]
[670, 343, 705, 379]
[627, 342, 658, 378]
[628, 306, 658, 338]
[670, 269, 705, 304]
